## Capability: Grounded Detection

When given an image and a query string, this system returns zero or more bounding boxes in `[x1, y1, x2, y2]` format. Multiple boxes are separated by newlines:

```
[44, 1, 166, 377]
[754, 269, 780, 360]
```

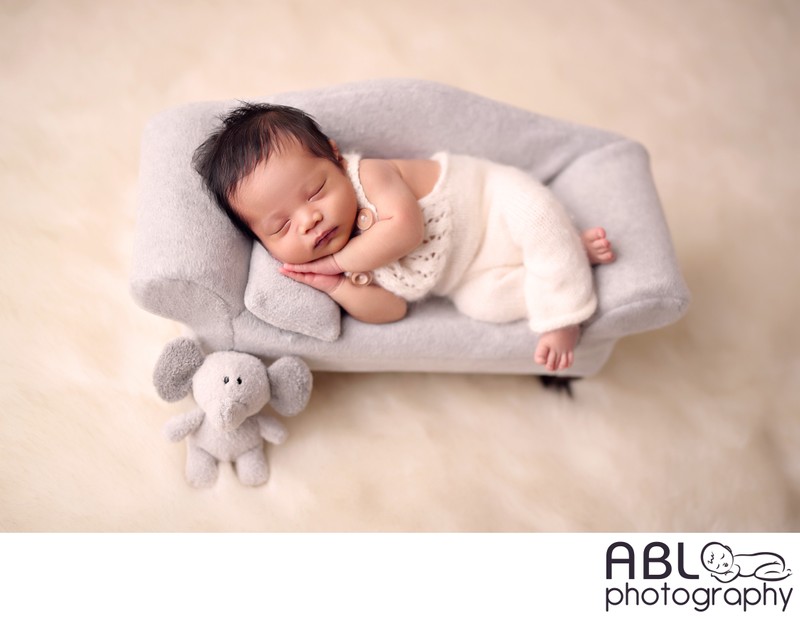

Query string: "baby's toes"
[534, 344, 550, 366]
[591, 237, 610, 252]
[583, 227, 606, 242]
[594, 242, 616, 263]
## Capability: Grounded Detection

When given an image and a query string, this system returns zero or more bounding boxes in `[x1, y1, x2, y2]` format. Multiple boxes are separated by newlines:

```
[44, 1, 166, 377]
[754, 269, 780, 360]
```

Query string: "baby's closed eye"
[309, 180, 325, 201]
[271, 220, 289, 235]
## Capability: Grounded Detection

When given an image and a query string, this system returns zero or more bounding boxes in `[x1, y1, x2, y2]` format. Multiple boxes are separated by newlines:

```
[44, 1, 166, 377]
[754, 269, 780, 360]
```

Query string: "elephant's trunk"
[218, 401, 240, 431]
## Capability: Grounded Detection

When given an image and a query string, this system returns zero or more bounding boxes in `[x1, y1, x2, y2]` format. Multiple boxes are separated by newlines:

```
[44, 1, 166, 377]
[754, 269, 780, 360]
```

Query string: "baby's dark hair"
[192, 102, 339, 239]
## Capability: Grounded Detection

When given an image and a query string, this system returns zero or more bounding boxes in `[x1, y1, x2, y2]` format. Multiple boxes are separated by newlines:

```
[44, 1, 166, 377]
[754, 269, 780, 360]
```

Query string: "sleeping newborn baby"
[193, 103, 615, 372]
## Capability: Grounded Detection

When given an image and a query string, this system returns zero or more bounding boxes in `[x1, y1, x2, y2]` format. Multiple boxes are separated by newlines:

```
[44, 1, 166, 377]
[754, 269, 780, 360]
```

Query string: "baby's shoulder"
[358, 157, 401, 183]
[357, 158, 409, 197]
[360, 157, 440, 202]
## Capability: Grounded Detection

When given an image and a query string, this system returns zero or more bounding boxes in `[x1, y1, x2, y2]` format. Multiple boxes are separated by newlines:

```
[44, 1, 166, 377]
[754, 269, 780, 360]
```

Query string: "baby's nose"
[300, 209, 323, 233]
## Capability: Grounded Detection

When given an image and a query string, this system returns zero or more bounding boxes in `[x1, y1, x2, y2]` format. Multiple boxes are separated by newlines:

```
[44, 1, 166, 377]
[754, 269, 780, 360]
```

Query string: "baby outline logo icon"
[701, 542, 793, 583]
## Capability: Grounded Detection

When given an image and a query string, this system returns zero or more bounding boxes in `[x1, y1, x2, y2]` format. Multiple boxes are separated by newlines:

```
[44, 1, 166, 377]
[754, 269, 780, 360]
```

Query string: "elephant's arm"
[163, 408, 205, 442]
[257, 415, 288, 445]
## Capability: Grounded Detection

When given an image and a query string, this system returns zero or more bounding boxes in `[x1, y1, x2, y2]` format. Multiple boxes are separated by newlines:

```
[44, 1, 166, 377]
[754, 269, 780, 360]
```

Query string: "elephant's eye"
[236, 377, 242, 384]
[223, 376, 229, 384]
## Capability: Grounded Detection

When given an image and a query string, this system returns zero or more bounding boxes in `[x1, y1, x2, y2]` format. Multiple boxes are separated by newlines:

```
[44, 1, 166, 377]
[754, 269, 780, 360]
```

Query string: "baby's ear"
[329, 139, 341, 160]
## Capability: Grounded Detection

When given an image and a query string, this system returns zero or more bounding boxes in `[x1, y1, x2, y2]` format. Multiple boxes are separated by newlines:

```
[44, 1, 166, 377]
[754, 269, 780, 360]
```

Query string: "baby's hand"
[282, 255, 342, 275]
[279, 268, 343, 294]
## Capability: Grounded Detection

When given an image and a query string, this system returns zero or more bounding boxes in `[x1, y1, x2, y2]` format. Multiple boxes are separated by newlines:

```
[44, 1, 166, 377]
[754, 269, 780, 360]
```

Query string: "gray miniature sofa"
[131, 79, 689, 376]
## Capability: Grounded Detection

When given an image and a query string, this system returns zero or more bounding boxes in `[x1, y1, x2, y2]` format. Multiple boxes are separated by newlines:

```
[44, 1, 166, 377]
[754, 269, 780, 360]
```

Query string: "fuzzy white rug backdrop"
[1, 0, 798, 531]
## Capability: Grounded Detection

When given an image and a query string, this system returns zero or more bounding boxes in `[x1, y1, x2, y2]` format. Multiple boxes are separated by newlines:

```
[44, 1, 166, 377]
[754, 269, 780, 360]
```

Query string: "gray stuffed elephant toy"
[153, 337, 313, 487]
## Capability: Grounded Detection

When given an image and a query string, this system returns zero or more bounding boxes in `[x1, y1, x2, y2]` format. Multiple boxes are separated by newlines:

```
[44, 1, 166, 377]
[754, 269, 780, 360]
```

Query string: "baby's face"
[702, 543, 732, 574]
[231, 140, 357, 264]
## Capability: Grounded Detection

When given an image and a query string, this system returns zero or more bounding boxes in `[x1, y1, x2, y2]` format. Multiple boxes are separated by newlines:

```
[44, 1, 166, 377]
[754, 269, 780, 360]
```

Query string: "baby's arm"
[281, 159, 422, 323]
[284, 159, 424, 276]
[280, 269, 407, 324]
[334, 159, 425, 272]
[330, 278, 408, 323]
[712, 565, 740, 583]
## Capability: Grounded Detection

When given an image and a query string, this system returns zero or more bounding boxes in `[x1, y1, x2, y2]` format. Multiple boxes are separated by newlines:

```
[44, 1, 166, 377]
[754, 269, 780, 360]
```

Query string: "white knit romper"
[344, 153, 597, 333]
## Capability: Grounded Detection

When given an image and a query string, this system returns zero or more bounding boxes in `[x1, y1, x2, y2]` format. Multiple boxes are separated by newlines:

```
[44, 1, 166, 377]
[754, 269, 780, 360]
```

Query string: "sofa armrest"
[130, 103, 252, 349]
[549, 139, 690, 341]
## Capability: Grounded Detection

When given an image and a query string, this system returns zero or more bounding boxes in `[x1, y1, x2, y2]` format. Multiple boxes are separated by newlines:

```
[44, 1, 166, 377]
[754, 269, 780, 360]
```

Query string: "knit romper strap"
[342, 153, 453, 302]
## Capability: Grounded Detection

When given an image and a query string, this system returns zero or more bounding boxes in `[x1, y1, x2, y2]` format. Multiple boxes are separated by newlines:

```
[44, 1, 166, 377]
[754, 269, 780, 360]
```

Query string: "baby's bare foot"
[534, 325, 580, 372]
[582, 227, 616, 265]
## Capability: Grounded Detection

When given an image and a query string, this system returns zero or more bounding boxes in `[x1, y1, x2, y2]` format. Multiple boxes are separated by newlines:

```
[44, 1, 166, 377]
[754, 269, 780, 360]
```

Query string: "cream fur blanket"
[2, 0, 798, 532]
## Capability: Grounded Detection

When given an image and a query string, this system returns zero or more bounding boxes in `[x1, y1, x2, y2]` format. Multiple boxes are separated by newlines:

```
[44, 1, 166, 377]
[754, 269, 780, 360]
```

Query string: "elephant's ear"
[153, 337, 205, 402]
[266, 356, 313, 417]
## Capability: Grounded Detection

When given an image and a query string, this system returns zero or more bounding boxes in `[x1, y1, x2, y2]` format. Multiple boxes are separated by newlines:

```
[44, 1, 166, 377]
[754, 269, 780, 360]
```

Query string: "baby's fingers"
[280, 269, 342, 293]
[282, 262, 315, 273]
[283, 255, 342, 275]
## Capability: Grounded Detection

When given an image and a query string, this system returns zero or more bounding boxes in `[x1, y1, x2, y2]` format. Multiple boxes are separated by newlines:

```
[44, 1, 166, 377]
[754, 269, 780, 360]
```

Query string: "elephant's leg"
[185, 443, 219, 488]
[235, 446, 270, 486]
